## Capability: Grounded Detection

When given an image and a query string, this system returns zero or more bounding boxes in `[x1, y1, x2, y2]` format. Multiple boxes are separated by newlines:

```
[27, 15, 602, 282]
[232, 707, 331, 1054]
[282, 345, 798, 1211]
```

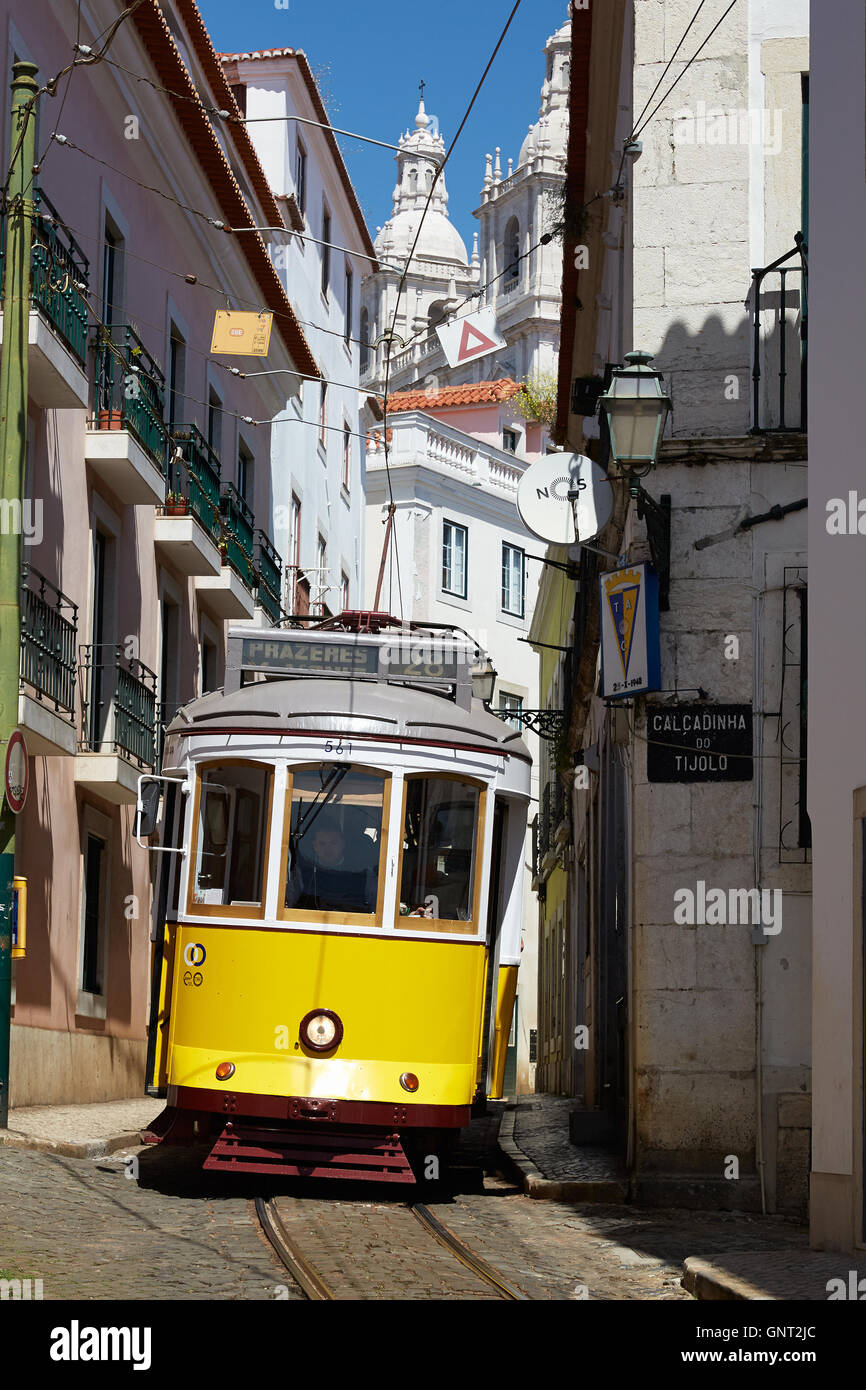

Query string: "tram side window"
[398, 777, 481, 931]
[283, 766, 387, 919]
[192, 764, 272, 911]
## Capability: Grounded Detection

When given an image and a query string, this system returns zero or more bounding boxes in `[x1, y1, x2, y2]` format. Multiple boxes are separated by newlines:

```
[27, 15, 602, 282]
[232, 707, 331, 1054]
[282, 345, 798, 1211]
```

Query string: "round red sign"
[5, 730, 29, 814]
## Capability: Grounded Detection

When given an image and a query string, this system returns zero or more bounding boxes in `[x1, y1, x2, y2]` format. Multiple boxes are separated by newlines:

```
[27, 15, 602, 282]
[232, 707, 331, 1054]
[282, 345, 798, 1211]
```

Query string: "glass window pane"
[285, 766, 386, 916]
[398, 777, 480, 928]
[193, 764, 271, 909]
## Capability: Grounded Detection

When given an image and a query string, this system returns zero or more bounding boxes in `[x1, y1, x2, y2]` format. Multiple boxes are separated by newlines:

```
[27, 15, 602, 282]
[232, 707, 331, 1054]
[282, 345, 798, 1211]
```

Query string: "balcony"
[85, 325, 167, 503]
[195, 483, 256, 619]
[75, 643, 158, 803]
[18, 564, 78, 755]
[154, 424, 222, 576]
[0, 188, 89, 408]
[254, 528, 283, 623]
[749, 234, 807, 434]
[366, 411, 524, 496]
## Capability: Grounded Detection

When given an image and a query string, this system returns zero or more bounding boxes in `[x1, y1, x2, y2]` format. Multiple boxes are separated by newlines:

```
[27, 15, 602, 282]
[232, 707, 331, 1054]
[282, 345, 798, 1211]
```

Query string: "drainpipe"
[753, 582, 767, 1215]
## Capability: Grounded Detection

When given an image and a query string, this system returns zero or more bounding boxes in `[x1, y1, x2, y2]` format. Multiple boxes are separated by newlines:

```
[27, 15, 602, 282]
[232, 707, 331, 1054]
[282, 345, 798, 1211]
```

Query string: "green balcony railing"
[1, 188, 89, 367]
[219, 484, 255, 591]
[20, 564, 77, 717]
[92, 324, 167, 470]
[80, 643, 158, 768]
[254, 528, 282, 622]
[166, 423, 222, 542]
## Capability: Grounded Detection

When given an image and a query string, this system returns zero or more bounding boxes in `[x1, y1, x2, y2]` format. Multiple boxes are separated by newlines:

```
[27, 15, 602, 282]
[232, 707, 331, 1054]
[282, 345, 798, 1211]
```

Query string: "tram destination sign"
[240, 637, 460, 682]
[646, 702, 753, 782]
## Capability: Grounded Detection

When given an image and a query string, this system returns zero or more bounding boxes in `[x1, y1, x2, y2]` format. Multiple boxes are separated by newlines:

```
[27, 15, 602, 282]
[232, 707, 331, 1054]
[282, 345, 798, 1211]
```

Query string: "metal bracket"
[496, 709, 568, 741]
[635, 487, 671, 611]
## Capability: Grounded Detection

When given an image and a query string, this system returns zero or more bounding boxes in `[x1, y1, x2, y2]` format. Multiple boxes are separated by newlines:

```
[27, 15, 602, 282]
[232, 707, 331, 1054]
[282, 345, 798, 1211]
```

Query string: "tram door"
[502, 995, 518, 1097]
[478, 800, 506, 1102]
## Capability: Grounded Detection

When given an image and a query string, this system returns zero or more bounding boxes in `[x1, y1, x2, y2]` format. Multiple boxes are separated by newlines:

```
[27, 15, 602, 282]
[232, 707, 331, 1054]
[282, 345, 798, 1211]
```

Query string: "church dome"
[373, 96, 469, 268]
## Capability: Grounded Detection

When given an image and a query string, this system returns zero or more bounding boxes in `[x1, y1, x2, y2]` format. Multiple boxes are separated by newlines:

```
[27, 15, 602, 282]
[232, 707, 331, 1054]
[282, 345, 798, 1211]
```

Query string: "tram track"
[255, 1193, 531, 1301]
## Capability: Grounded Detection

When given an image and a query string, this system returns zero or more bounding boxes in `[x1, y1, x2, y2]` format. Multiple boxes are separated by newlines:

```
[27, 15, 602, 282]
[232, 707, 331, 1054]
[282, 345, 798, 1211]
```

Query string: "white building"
[361, 9, 571, 397]
[220, 47, 377, 617]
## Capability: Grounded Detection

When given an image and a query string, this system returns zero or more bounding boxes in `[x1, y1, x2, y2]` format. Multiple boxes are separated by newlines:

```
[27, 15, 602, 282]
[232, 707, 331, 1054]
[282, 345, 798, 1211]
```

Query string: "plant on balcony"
[512, 370, 559, 427]
[164, 491, 188, 517]
[96, 408, 124, 430]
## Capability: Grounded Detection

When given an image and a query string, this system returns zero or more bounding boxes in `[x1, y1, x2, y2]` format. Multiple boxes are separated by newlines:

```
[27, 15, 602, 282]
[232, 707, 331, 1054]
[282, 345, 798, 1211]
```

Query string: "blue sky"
[199, 0, 570, 250]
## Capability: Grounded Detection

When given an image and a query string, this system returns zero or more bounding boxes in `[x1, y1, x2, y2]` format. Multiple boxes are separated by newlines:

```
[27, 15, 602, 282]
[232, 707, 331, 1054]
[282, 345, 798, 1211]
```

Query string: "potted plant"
[96, 407, 124, 430]
[164, 491, 188, 517]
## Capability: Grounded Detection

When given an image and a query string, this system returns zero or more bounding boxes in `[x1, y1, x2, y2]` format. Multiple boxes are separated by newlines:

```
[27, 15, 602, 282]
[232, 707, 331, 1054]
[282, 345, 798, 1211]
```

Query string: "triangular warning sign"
[457, 319, 499, 362]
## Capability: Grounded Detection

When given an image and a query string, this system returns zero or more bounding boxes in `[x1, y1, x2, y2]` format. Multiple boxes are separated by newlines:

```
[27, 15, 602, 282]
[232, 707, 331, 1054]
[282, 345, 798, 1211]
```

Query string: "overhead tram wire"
[631, 0, 741, 141]
[380, 0, 525, 621]
[1, 0, 148, 202]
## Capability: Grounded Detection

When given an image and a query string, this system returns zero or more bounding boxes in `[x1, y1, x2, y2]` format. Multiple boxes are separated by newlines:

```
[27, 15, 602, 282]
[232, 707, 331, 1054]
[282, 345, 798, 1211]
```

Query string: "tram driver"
[285, 820, 378, 915]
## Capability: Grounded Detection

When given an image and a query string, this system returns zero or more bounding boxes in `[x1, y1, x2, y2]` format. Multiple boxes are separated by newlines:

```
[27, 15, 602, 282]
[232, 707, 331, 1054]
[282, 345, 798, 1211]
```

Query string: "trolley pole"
[0, 61, 38, 1128]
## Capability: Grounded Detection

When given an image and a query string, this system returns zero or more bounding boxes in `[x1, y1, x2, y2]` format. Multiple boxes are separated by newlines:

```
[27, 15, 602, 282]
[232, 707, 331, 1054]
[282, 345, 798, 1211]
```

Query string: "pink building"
[3, 0, 316, 1104]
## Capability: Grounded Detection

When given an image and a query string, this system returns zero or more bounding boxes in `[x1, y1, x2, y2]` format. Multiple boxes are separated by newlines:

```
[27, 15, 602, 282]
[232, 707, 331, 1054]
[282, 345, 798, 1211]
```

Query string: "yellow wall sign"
[211, 310, 273, 356]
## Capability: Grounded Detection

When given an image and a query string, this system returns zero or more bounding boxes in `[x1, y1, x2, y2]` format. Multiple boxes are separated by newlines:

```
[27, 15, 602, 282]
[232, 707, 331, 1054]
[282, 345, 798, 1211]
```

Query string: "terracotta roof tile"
[387, 379, 522, 412]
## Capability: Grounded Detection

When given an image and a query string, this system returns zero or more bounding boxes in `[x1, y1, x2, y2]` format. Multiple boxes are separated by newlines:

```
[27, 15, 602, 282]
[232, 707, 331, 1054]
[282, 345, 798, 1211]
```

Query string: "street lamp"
[598, 350, 672, 496]
[597, 350, 673, 612]
[472, 659, 497, 708]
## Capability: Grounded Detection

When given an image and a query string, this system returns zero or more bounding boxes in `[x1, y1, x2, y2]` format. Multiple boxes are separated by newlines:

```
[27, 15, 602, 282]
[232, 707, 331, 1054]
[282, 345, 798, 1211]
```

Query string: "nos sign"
[646, 703, 753, 782]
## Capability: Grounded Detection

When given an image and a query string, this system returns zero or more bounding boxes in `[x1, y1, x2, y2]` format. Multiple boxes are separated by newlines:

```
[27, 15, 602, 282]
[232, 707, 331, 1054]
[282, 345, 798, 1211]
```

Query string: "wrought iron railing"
[539, 782, 551, 859]
[254, 528, 282, 622]
[92, 324, 167, 468]
[166, 423, 221, 542]
[1, 188, 89, 366]
[19, 564, 77, 716]
[219, 484, 255, 590]
[749, 233, 807, 433]
[79, 643, 158, 767]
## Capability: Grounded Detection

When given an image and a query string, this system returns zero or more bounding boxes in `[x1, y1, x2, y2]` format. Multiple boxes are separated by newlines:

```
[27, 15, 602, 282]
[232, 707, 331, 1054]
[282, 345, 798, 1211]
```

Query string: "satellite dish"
[517, 453, 614, 545]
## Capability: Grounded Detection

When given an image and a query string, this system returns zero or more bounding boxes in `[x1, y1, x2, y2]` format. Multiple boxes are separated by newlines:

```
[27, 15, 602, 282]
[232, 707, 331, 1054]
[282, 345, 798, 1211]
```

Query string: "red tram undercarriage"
[142, 1088, 469, 1184]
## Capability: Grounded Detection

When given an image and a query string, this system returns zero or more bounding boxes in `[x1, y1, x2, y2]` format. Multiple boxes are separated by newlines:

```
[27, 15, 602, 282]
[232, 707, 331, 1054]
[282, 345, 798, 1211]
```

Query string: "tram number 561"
[324, 739, 352, 756]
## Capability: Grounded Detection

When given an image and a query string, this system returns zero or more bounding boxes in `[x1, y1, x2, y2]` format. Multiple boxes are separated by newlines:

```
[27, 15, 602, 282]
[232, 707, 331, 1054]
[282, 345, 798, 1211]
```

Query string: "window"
[397, 776, 483, 934]
[319, 382, 328, 448]
[237, 437, 254, 505]
[168, 325, 185, 424]
[499, 692, 524, 731]
[101, 219, 122, 326]
[502, 543, 525, 616]
[360, 307, 370, 374]
[207, 388, 222, 459]
[342, 423, 351, 491]
[427, 300, 447, 343]
[201, 635, 217, 694]
[502, 428, 519, 453]
[315, 533, 327, 615]
[442, 520, 468, 599]
[295, 138, 307, 217]
[160, 593, 181, 729]
[288, 493, 301, 612]
[341, 570, 350, 611]
[281, 765, 389, 923]
[190, 762, 273, 915]
[503, 217, 520, 286]
[81, 834, 106, 995]
[344, 264, 353, 346]
[321, 206, 331, 297]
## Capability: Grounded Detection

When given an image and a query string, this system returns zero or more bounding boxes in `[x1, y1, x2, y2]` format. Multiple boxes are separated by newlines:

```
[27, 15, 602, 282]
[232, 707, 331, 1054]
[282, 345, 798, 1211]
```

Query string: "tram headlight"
[300, 1008, 343, 1052]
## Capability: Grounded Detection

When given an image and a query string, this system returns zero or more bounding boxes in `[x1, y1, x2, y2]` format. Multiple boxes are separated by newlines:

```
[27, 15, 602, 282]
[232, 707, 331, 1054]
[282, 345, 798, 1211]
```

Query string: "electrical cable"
[379, 0, 525, 620]
[630, 0, 710, 135]
[631, 0, 741, 141]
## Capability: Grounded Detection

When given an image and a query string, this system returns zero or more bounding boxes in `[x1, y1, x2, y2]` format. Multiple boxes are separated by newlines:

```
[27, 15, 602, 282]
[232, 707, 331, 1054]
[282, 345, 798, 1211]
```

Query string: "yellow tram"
[140, 616, 530, 1182]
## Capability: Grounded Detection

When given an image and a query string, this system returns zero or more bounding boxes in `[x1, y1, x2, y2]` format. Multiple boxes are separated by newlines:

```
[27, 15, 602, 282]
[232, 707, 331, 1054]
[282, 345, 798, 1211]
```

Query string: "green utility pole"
[0, 61, 37, 1128]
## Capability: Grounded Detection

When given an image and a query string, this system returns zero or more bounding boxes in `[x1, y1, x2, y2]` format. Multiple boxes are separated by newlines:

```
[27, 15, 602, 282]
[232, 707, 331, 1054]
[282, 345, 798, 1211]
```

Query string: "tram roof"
[166, 677, 532, 763]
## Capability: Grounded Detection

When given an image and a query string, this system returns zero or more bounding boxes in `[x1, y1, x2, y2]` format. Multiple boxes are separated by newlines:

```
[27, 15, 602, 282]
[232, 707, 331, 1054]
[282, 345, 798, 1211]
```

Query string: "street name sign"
[646, 702, 754, 781]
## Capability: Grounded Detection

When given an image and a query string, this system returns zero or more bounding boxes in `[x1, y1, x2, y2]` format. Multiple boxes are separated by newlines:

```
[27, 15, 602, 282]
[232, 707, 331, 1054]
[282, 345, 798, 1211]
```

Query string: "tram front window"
[192, 763, 272, 911]
[284, 766, 387, 918]
[398, 777, 481, 931]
